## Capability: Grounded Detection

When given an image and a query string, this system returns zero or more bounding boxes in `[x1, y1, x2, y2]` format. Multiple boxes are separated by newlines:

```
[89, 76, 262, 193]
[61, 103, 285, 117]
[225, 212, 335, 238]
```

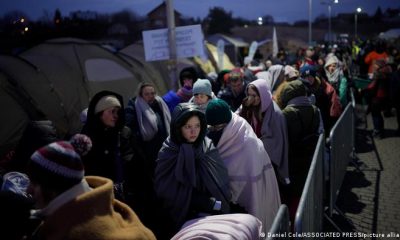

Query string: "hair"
[137, 82, 156, 98]
[240, 85, 262, 122]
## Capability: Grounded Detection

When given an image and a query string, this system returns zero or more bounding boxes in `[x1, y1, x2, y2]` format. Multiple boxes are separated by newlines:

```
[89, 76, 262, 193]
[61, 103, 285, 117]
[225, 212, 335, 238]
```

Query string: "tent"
[207, 34, 249, 66]
[1, 38, 162, 156]
[0, 55, 53, 157]
[379, 28, 400, 40]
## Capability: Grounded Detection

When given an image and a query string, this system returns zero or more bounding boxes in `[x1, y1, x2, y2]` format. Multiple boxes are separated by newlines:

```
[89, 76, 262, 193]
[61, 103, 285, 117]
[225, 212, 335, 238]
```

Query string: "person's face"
[327, 63, 337, 73]
[100, 106, 120, 128]
[183, 78, 194, 88]
[181, 115, 201, 143]
[246, 87, 261, 107]
[27, 181, 46, 209]
[141, 86, 156, 104]
[194, 94, 209, 105]
[230, 80, 243, 94]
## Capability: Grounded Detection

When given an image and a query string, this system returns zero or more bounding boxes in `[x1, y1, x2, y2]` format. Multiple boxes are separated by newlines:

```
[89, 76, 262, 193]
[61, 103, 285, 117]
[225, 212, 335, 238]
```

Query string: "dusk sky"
[1, 0, 399, 23]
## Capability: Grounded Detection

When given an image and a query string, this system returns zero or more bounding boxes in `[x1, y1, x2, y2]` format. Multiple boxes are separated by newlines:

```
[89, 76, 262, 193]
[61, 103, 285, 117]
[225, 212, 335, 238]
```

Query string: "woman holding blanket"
[154, 103, 231, 236]
[205, 98, 281, 232]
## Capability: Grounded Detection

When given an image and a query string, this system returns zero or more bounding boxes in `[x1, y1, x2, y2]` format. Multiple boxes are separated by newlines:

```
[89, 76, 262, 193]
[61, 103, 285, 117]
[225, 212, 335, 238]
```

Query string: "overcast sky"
[1, 0, 399, 23]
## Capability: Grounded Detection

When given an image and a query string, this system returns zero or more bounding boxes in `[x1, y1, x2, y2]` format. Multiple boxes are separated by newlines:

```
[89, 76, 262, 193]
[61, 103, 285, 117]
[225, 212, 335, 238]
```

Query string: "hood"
[279, 80, 307, 108]
[170, 103, 207, 146]
[85, 90, 125, 131]
[247, 79, 273, 113]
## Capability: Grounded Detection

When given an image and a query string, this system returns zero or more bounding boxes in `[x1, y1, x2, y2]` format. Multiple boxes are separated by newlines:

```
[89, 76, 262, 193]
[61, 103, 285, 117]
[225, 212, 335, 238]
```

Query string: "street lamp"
[321, 0, 339, 46]
[308, 0, 312, 46]
[354, 7, 362, 39]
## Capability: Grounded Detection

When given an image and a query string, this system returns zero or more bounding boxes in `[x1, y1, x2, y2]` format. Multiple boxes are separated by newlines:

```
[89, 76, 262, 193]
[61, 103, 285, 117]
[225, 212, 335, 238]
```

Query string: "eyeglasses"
[207, 123, 227, 132]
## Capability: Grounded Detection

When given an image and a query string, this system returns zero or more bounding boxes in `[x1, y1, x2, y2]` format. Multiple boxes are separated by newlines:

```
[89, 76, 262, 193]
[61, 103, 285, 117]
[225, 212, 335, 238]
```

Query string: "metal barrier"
[328, 102, 355, 218]
[294, 134, 325, 237]
[267, 204, 290, 240]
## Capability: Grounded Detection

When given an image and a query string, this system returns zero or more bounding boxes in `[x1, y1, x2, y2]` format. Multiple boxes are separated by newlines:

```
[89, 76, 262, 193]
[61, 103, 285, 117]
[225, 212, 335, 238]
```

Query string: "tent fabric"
[1, 38, 172, 156]
[0, 56, 47, 157]
[18, 38, 146, 135]
[0, 37, 235, 158]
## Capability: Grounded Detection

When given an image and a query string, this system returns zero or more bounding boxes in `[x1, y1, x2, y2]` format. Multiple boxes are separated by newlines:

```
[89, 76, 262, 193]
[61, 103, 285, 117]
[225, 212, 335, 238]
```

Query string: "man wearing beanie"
[27, 141, 156, 240]
[205, 99, 281, 233]
[189, 78, 215, 112]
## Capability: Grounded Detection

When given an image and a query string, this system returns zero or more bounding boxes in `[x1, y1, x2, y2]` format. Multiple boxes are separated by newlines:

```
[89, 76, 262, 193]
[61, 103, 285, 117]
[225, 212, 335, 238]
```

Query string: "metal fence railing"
[294, 134, 325, 237]
[267, 204, 290, 240]
[328, 102, 355, 218]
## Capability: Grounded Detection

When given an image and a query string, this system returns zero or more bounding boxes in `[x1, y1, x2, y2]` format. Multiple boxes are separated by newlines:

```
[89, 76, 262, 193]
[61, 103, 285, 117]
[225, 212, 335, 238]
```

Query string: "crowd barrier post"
[325, 102, 355, 230]
[294, 134, 325, 238]
[267, 204, 290, 240]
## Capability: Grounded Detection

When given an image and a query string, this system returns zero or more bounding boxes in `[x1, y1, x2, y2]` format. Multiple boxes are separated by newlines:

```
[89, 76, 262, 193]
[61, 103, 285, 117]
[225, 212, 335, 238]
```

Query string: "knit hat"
[94, 95, 121, 114]
[205, 99, 232, 126]
[299, 64, 317, 78]
[193, 79, 212, 97]
[28, 141, 84, 190]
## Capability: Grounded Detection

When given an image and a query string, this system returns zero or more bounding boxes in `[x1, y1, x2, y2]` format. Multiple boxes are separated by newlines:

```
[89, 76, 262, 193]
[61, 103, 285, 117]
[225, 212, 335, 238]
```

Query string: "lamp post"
[354, 7, 362, 39]
[308, 0, 312, 46]
[321, 0, 338, 46]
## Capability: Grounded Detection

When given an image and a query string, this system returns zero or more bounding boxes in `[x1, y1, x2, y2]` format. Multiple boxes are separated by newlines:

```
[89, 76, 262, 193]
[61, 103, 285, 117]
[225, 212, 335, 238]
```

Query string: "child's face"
[194, 94, 209, 105]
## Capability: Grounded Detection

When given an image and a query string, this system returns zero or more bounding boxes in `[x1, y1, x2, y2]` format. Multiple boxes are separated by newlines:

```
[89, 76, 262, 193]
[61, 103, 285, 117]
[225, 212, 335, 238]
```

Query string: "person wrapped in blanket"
[154, 103, 232, 237]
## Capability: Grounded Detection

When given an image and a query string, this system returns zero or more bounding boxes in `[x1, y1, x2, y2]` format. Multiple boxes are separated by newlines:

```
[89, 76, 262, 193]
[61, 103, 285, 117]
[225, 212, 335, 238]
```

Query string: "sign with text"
[142, 24, 204, 61]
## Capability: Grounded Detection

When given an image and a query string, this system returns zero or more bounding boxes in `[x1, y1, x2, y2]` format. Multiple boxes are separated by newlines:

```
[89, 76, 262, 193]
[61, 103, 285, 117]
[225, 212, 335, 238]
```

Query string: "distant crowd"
[1, 36, 399, 240]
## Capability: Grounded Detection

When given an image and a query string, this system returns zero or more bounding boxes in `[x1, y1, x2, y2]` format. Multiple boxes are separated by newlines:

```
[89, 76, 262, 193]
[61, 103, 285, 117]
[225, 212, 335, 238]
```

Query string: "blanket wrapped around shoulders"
[216, 113, 281, 232]
[155, 137, 231, 229]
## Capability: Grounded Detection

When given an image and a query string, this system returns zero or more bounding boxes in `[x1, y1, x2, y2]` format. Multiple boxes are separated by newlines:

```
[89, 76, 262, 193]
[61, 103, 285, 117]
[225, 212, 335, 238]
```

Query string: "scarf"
[31, 179, 92, 219]
[176, 86, 193, 102]
[325, 68, 341, 84]
[135, 96, 171, 141]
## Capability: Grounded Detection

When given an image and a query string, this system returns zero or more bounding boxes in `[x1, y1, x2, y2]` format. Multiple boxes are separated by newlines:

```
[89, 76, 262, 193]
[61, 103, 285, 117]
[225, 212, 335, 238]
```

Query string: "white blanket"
[171, 213, 262, 240]
[217, 113, 281, 231]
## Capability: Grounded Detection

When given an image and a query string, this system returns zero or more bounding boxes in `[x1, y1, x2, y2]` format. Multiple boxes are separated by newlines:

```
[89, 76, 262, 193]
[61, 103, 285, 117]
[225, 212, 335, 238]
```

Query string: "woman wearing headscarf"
[238, 79, 290, 185]
[205, 99, 281, 232]
[324, 54, 348, 107]
[154, 103, 231, 236]
[81, 90, 133, 200]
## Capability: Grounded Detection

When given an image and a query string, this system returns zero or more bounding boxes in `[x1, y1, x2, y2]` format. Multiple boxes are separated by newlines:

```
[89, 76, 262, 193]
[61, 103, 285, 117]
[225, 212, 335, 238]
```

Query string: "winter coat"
[279, 80, 320, 196]
[31, 176, 156, 240]
[81, 91, 133, 185]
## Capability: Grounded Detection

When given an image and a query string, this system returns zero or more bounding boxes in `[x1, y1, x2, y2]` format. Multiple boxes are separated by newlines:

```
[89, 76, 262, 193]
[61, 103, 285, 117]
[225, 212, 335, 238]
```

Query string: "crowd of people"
[0, 36, 399, 240]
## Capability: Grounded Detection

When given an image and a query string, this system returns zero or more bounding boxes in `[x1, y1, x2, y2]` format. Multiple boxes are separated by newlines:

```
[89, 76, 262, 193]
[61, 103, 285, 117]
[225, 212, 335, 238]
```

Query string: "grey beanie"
[193, 79, 212, 97]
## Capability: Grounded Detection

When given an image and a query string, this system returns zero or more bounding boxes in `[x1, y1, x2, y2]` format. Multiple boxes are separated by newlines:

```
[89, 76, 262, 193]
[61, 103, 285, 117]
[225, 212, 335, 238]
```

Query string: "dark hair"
[137, 82, 156, 97]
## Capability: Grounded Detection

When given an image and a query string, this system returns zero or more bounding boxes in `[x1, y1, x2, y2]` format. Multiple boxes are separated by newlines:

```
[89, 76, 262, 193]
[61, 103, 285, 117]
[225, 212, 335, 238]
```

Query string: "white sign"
[143, 24, 204, 61]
